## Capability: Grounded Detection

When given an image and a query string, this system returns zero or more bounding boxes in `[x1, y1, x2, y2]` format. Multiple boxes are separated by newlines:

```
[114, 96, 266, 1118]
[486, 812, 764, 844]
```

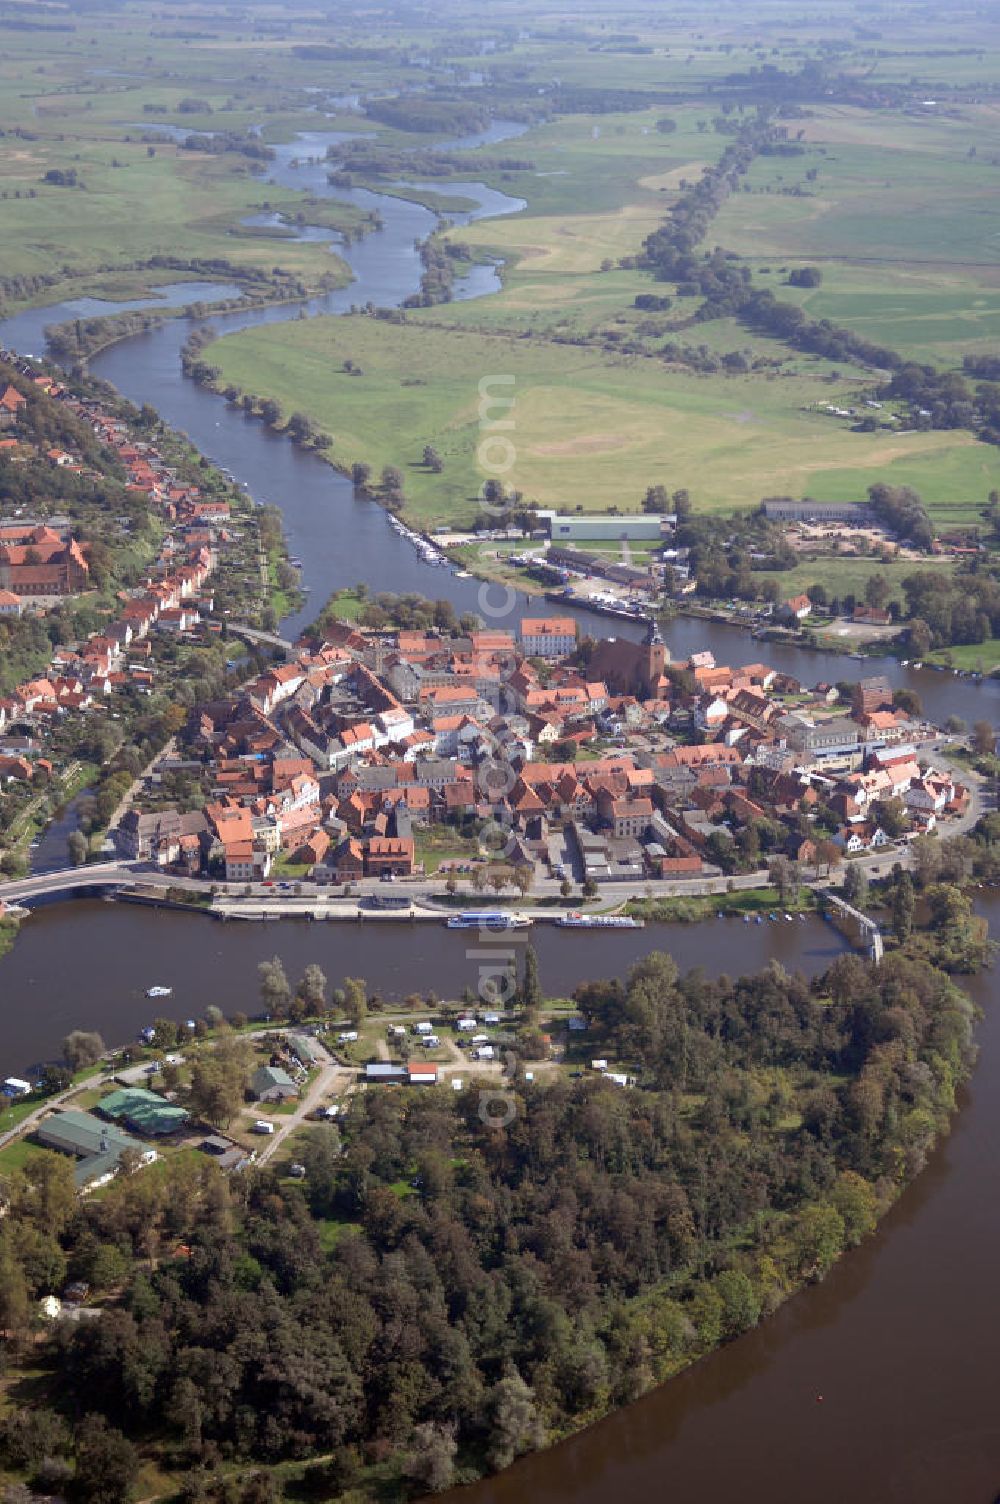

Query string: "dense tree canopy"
[0, 942, 977, 1500]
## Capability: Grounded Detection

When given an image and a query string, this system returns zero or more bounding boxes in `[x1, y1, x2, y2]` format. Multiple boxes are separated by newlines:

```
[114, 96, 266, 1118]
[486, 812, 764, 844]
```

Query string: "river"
[450, 897, 1000, 1504]
[3, 902, 843, 1075]
[0, 121, 999, 1503]
[0, 130, 995, 722]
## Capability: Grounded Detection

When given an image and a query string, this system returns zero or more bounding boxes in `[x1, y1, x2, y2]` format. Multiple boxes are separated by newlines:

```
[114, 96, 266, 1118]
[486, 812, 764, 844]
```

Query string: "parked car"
[252, 1120, 275, 1135]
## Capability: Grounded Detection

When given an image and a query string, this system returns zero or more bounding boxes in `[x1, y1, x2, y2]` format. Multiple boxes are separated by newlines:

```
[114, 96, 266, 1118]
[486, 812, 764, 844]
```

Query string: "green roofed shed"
[250, 1065, 297, 1102]
[99, 1087, 190, 1136]
[35, 1109, 154, 1189]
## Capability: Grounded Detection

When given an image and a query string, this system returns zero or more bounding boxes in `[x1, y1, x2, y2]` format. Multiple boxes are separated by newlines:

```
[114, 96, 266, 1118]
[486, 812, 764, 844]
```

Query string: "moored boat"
[445, 911, 532, 931]
[556, 913, 644, 929]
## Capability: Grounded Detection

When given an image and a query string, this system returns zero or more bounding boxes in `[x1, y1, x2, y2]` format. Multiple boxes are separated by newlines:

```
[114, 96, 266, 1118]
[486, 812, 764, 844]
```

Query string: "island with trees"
[0, 860, 991, 1501]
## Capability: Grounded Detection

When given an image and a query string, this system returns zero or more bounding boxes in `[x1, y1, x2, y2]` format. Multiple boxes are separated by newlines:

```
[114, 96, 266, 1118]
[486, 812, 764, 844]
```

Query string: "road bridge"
[227, 624, 296, 655]
[0, 861, 148, 906]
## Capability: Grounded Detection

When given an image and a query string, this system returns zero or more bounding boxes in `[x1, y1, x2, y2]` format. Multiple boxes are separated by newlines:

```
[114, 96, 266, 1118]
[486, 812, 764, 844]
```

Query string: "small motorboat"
[146, 985, 173, 998]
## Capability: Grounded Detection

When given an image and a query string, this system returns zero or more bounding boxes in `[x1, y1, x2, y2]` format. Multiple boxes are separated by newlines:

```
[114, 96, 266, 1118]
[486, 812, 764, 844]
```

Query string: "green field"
[0, 1, 997, 536]
[0, 133, 356, 298]
[207, 313, 997, 527]
[923, 639, 1000, 672]
[750, 555, 955, 610]
[192, 82, 1000, 532]
[709, 102, 1000, 370]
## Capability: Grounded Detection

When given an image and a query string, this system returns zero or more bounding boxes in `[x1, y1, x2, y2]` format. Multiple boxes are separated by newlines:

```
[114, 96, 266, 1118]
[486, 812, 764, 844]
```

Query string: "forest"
[0, 940, 979, 1502]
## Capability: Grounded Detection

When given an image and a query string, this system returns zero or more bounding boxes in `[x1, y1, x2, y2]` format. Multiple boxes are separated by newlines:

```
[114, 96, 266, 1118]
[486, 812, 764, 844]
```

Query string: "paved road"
[2, 748, 984, 912]
[0, 860, 148, 903]
[255, 1039, 345, 1166]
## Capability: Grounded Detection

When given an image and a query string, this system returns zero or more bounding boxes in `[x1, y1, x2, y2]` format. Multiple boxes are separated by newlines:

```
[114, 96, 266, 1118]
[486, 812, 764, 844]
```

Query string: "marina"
[555, 913, 645, 929]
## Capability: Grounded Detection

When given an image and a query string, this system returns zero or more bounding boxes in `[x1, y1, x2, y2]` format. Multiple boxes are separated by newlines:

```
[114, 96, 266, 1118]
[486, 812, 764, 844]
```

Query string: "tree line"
[638, 118, 1000, 447]
[0, 934, 980, 1501]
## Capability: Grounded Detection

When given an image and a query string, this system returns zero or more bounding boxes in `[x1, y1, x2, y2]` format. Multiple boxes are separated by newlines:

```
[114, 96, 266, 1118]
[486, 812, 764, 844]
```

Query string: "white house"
[519, 616, 577, 660]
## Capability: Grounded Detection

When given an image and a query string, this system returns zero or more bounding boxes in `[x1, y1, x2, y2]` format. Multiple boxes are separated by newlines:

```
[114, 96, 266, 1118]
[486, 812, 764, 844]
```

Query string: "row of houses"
[0, 364, 233, 766]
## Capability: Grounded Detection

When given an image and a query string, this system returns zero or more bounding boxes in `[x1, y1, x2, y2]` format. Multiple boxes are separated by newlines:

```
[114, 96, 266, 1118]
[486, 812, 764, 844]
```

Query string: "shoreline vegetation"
[0, 896, 988, 1501]
[0, 4, 999, 1499]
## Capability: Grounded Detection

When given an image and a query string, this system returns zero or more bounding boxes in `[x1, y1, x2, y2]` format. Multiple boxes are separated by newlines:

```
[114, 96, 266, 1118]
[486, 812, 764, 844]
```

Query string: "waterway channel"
[0, 128, 995, 723]
[0, 119, 999, 1504]
[4, 902, 844, 1076]
[450, 897, 1000, 1504]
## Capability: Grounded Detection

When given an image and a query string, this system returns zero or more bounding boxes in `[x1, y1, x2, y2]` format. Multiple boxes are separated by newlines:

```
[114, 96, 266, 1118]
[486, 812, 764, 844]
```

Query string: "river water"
[3, 903, 843, 1075]
[0, 130, 994, 722]
[0, 121, 999, 1502]
[451, 899, 1000, 1504]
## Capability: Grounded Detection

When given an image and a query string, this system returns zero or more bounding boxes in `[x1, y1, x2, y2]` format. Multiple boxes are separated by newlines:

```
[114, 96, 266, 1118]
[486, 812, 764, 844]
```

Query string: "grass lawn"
[315, 587, 371, 623]
[627, 885, 817, 922]
[0, 1097, 41, 1137]
[923, 639, 1000, 673]
[70, 1086, 113, 1112]
[270, 854, 311, 879]
[414, 828, 479, 874]
[750, 555, 956, 609]
[0, 1137, 52, 1175]
[206, 314, 994, 528]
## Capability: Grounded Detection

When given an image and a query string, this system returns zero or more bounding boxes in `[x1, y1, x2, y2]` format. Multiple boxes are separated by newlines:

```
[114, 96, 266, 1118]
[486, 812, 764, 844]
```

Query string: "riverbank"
[41, 275, 348, 366]
[626, 885, 817, 923]
[0, 902, 985, 1504]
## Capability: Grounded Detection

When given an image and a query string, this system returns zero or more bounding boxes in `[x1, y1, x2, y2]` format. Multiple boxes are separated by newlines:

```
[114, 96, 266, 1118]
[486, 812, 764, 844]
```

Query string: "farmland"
[207, 311, 994, 528]
[198, 86, 1000, 531]
[0, 7, 996, 546]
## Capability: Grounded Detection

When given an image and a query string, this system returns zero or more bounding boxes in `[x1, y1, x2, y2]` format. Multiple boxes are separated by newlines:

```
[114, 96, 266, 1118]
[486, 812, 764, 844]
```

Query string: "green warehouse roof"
[99, 1087, 190, 1136]
[250, 1064, 297, 1098]
[35, 1109, 149, 1188]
